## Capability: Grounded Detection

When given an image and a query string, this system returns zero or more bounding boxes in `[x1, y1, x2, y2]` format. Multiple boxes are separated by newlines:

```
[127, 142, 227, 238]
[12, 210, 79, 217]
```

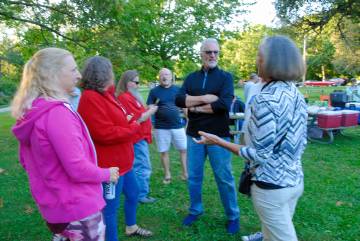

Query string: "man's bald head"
[159, 68, 173, 88]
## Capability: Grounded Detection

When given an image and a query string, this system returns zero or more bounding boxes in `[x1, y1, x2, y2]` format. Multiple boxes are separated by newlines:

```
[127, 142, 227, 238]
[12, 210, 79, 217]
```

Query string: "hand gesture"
[109, 167, 119, 183]
[148, 104, 158, 115]
[193, 131, 222, 145]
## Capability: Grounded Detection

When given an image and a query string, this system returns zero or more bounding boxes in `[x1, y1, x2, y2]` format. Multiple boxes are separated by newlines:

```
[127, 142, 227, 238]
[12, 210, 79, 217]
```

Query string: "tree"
[274, 1, 360, 78]
[0, 0, 251, 81]
[306, 38, 335, 80]
[219, 25, 274, 80]
[275, 0, 360, 32]
[330, 19, 360, 77]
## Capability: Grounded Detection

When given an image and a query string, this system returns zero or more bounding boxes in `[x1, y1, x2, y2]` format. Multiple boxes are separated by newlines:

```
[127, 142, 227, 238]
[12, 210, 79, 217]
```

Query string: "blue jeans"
[187, 136, 240, 220]
[102, 169, 139, 241]
[133, 139, 152, 200]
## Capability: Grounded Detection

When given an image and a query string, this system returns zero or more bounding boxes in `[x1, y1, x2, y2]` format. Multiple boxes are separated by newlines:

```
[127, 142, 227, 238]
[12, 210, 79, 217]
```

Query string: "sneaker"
[226, 219, 240, 234]
[182, 213, 202, 226]
[242, 232, 263, 241]
[139, 196, 157, 204]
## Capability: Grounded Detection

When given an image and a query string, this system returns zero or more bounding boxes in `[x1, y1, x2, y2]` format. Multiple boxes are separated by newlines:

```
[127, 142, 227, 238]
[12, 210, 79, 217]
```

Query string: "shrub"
[0, 76, 18, 106]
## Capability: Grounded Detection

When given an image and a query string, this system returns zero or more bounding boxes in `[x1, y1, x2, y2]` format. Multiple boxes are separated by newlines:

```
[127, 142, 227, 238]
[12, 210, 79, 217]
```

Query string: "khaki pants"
[251, 181, 304, 241]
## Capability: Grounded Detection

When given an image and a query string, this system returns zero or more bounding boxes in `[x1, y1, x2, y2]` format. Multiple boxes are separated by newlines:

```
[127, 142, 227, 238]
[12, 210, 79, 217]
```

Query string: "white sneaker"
[242, 232, 263, 241]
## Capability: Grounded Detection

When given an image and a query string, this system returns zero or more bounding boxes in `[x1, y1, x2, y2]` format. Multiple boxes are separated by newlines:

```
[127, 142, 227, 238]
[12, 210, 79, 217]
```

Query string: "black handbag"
[238, 163, 252, 196]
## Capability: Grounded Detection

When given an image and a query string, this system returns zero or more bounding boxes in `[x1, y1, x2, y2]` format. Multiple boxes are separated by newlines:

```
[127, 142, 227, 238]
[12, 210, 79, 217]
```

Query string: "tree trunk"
[321, 65, 326, 81]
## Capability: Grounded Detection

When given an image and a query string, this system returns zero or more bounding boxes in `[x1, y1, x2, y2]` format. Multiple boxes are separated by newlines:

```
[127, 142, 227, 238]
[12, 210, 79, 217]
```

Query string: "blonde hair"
[11, 48, 72, 119]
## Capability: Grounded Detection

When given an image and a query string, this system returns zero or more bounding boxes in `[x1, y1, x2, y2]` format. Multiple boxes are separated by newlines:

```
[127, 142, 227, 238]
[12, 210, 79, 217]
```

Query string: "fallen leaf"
[24, 205, 34, 214]
[336, 201, 344, 206]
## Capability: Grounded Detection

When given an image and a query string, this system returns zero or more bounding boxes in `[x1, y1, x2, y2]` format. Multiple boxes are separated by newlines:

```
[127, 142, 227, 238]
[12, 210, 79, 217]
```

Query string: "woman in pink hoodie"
[11, 48, 119, 241]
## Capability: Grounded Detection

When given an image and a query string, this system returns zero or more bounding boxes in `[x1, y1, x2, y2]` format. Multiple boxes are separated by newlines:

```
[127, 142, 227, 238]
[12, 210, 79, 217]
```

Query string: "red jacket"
[78, 88, 140, 175]
[118, 91, 152, 144]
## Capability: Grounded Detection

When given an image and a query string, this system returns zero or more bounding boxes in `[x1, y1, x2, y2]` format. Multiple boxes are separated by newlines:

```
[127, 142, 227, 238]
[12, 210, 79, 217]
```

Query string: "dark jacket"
[175, 66, 234, 137]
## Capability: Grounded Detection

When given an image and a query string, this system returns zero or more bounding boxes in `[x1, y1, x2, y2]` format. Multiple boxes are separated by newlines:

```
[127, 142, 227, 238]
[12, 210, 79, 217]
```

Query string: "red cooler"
[341, 110, 359, 127]
[317, 111, 342, 128]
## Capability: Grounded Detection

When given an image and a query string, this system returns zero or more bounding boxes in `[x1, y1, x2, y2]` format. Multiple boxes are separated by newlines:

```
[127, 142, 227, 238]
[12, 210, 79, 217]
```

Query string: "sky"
[245, 0, 278, 26]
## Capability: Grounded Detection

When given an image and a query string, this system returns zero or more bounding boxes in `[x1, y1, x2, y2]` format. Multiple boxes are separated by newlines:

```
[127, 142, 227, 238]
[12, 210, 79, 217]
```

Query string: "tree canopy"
[0, 0, 250, 80]
[0, 0, 359, 95]
[275, 0, 360, 31]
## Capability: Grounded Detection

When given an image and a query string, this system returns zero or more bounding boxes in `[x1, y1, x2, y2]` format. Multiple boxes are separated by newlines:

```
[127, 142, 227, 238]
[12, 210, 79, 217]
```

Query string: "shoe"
[126, 227, 153, 237]
[139, 196, 157, 204]
[162, 177, 171, 184]
[226, 219, 240, 234]
[242, 232, 263, 241]
[182, 213, 202, 226]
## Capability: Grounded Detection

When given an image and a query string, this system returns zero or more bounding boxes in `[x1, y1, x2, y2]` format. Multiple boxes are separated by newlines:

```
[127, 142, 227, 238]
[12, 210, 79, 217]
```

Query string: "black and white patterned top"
[239, 81, 308, 187]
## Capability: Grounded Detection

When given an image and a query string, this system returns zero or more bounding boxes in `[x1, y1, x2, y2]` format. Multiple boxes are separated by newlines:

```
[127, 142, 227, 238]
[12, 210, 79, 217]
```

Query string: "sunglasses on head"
[204, 50, 219, 55]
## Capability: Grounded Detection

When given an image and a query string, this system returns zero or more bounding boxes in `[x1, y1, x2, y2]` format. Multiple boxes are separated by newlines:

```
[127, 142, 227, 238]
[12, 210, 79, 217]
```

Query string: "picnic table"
[307, 111, 357, 144]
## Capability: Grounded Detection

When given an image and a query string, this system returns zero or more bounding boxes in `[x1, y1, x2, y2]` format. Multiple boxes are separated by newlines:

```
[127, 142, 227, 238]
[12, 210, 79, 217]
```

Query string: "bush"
[0, 76, 18, 107]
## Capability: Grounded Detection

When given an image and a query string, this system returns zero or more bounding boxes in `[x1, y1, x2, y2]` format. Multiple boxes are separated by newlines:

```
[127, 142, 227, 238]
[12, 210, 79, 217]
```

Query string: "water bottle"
[104, 182, 116, 200]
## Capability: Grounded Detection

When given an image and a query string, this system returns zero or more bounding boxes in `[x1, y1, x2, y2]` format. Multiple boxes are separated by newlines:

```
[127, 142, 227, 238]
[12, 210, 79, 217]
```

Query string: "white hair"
[200, 38, 219, 52]
[159, 67, 172, 76]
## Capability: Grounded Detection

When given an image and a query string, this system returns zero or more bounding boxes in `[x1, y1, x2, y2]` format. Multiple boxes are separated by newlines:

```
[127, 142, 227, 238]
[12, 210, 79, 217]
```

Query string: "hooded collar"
[12, 98, 64, 145]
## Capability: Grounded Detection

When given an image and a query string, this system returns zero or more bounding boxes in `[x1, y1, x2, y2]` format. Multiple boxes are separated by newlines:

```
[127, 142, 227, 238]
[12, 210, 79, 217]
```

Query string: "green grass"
[1, 86, 360, 241]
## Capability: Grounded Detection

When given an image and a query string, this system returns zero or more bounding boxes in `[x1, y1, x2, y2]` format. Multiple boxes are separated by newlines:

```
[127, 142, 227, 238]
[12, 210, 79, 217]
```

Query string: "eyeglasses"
[204, 50, 219, 55]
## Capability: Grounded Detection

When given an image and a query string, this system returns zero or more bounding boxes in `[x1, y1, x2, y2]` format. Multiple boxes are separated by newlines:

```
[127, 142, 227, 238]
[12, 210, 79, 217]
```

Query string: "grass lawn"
[1, 86, 359, 241]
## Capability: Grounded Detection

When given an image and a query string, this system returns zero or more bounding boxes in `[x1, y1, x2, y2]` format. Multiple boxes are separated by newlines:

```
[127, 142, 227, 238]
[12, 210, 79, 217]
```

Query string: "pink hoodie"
[12, 98, 110, 223]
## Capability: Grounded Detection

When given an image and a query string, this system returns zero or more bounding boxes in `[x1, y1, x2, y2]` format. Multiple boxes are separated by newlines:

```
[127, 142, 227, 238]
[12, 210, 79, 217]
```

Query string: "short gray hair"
[81, 56, 114, 93]
[200, 38, 219, 52]
[259, 35, 305, 81]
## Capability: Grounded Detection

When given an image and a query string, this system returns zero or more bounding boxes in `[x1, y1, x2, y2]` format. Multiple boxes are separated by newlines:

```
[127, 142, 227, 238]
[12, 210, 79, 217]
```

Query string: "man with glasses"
[175, 38, 240, 234]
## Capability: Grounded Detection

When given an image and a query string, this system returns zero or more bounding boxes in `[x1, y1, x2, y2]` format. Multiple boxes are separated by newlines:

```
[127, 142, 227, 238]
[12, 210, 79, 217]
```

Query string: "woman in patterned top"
[194, 35, 307, 241]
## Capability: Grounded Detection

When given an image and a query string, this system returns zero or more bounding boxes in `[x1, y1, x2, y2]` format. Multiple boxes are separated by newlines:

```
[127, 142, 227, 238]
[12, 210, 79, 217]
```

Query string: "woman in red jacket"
[78, 56, 153, 240]
[116, 70, 158, 204]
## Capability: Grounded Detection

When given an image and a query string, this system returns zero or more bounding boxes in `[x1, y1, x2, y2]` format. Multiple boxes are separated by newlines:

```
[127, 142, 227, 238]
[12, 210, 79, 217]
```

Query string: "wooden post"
[302, 35, 307, 83]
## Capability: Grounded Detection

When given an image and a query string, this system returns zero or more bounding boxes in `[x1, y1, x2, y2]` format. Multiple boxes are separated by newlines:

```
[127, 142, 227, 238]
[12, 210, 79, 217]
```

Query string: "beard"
[206, 60, 217, 69]
[128, 87, 144, 105]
